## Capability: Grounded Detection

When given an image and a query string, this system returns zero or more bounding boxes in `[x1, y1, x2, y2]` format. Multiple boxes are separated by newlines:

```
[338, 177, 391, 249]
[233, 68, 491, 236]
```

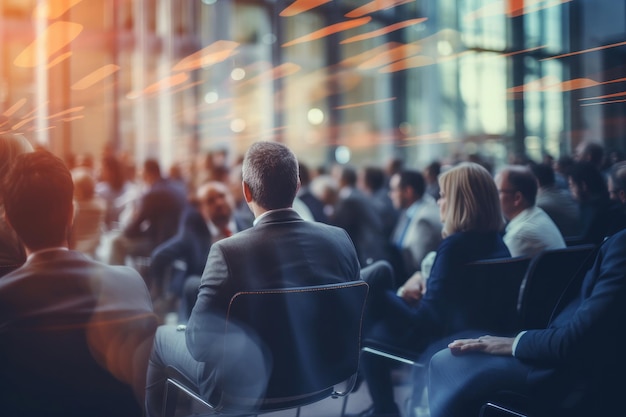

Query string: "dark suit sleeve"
[515, 231, 626, 366]
[185, 243, 230, 362]
[123, 193, 154, 238]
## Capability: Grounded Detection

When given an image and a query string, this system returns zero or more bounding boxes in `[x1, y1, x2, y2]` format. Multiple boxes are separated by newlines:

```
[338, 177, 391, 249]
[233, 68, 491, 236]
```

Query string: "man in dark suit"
[428, 228, 626, 417]
[0, 151, 157, 417]
[109, 158, 187, 265]
[145, 141, 362, 417]
[149, 181, 251, 320]
[332, 164, 388, 267]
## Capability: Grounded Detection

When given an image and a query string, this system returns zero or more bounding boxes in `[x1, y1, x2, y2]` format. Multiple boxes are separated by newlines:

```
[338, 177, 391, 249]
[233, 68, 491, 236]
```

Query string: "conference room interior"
[2, 1, 626, 417]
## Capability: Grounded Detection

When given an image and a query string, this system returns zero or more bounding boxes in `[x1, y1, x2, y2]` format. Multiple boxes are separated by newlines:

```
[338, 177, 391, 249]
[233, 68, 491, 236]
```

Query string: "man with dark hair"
[332, 164, 388, 266]
[530, 163, 580, 238]
[109, 158, 187, 266]
[496, 166, 565, 257]
[359, 166, 398, 240]
[297, 161, 328, 223]
[0, 151, 157, 417]
[145, 141, 362, 417]
[388, 169, 441, 284]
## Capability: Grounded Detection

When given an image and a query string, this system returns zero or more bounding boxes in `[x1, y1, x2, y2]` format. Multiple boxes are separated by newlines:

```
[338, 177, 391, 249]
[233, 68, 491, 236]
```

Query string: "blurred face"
[388, 174, 413, 209]
[495, 172, 517, 221]
[568, 176, 581, 201]
[199, 184, 233, 225]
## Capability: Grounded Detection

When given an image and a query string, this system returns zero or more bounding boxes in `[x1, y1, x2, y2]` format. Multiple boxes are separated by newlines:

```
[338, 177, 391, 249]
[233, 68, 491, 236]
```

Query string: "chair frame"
[162, 280, 369, 417]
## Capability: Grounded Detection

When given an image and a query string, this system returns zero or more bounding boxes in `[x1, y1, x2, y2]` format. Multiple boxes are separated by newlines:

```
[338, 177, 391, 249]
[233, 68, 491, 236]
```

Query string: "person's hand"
[399, 272, 426, 304]
[448, 335, 515, 356]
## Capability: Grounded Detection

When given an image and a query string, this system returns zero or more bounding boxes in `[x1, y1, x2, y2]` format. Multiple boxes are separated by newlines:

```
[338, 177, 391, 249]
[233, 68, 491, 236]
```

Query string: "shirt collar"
[253, 208, 297, 226]
[26, 247, 69, 262]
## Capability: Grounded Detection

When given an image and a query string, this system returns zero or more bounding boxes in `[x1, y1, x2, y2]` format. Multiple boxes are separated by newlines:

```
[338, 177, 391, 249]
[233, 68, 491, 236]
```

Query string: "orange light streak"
[3, 98, 28, 117]
[502, 45, 546, 57]
[358, 44, 422, 70]
[346, 0, 415, 18]
[33, 0, 84, 19]
[341, 18, 427, 44]
[580, 98, 626, 107]
[282, 17, 372, 47]
[12, 117, 36, 131]
[340, 42, 403, 67]
[240, 63, 302, 87]
[128, 73, 191, 98]
[48, 107, 85, 119]
[47, 51, 73, 69]
[379, 56, 436, 73]
[72, 65, 120, 90]
[14, 22, 84, 68]
[335, 97, 396, 110]
[580, 91, 626, 102]
[542, 40, 626, 61]
[172, 41, 239, 72]
[62, 115, 85, 122]
[280, 0, 331, 17]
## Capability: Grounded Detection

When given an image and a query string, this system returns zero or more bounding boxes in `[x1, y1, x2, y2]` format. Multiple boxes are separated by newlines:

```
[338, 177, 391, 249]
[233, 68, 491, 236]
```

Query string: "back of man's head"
[242, 141, 299, 210]
[399, 169, 426, 199]
[505, 166, 538, 207]
[143, 159, 161, 181]
[363, 166, 386, 192]
[340, 165, 358, 188]
[4, 151, 74, 251]
[529, 163, 555, 188]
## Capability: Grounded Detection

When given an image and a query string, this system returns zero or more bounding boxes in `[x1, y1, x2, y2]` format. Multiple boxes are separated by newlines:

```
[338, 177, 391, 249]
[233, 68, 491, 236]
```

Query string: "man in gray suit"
[145, 141, 362, 417]
[388, 169, 442, 285]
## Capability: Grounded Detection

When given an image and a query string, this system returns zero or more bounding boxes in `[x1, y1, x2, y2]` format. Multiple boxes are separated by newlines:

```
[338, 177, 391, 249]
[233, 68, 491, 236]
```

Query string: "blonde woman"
[0, 134, 33, 275]
[357, 162, 510, 417]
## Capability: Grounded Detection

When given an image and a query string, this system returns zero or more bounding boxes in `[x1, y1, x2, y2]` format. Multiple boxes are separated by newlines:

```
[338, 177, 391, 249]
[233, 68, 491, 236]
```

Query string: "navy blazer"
[515, 228, 626, 404]
[185, 209, 361, 362]
[387, 231, 511, 347]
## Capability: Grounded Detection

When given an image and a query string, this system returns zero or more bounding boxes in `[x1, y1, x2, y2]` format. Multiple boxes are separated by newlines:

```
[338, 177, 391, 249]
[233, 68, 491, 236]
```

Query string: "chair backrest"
[456, 256, 531, 335]
[218, 280, 369, 410]
[517, 244, 598, 329]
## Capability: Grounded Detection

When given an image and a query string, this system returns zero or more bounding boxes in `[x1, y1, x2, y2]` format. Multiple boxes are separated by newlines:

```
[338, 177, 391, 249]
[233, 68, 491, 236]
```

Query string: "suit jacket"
[385, 231, 511, 350]
[123, 178, 187, 248]
[515, 228, 626, 407]
[0, 206, 25, 277]
[0, 249, 157, 417]
[186, 209, 361, 362]
[391, 196, 442, 282]
[150, 206, 252, 294]
[332, 187, 388, 267]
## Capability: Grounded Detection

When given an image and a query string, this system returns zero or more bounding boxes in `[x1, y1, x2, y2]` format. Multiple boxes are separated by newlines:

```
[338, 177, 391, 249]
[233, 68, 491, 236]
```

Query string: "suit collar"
[253, 208, 302, 226]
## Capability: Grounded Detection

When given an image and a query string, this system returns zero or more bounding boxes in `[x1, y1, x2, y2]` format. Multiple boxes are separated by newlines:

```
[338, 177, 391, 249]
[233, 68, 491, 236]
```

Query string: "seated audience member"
[359, 166, 399, 240]
[331, 164, 388, 266]
[530, 163, 581, 239]
[423, 160, 442, 200]
[568, 161, 626, 244]
[496, 166, 565, 257]
[388, 169, 442, 285]
[95, 155, 137, 230]
[575, 140, 605, 170]
[150, 181, 251, 321]
[298, 161, 329, 223]
[0, 151, 157, 417]
[428, 227, 626, 417]
[70, 168, 106, 257]
[109, 158, 187, 265]
[0, 133, 33, 276]
[355, 162, 510, 417]
[608, 161, 626, 205]
[145, 141, 362, 417]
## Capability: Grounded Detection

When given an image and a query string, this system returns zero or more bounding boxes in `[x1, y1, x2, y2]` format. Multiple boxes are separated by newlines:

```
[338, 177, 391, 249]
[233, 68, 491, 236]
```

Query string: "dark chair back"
[517, 244, 598, 329]
[215, 280, 369, 411]
[458, 257, 531, 335]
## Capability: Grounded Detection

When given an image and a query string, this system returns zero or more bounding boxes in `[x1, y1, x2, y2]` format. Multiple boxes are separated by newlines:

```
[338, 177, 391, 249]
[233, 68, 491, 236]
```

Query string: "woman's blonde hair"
[439, 162, 504, 237]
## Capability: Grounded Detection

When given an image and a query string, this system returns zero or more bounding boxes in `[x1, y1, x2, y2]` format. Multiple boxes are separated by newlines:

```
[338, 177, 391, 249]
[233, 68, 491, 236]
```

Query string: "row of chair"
[343, 243, 598, 417]
[161, 244, 598, 417]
